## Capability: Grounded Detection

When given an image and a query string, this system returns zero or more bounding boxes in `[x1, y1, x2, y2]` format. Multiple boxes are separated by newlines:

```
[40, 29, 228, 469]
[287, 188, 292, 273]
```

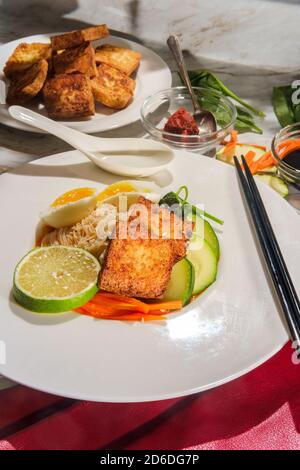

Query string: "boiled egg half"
[41, 187, 98, 228]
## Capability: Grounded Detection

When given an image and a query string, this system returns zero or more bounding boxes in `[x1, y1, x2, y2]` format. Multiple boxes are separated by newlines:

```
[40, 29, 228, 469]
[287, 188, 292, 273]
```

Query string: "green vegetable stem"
[187, 70, 264, 135]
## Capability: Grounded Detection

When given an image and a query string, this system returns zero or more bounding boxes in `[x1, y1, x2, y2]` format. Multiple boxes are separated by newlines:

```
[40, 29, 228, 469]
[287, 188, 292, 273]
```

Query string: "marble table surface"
[0, 0, 299, 388]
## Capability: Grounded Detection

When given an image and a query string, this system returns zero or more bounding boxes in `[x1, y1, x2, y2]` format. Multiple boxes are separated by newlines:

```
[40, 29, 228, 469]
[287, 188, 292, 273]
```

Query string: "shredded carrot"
[146, 300, 182, 311]
[104, 314, 166, 322]
[74, 292, 182, 322]
[220, 130, 238, 146]
[92, 292, 150, 314]
[244, 150, 256, 166]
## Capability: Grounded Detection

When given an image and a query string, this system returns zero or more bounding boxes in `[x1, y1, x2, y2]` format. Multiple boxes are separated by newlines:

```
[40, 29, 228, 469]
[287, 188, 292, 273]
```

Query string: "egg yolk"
[51, 188, 95, 207]
[96, 182, 138, 202]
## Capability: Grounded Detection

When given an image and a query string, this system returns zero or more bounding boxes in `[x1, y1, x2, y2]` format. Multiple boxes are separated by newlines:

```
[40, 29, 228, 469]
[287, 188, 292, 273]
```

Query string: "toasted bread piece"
[53, 41, 97, 77]
[4, 43, 52, 78]
[43, 73, 95, 119]
[100, 197, 187, 298]
[91, 63, 135, 109]
[6, 59, 48, 105]
[51, 25, 109, 51]
[95, 44, 141, 76]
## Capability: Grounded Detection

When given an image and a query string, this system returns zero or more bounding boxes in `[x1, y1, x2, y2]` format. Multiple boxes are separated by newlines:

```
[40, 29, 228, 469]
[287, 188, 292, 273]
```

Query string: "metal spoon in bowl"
[167, 34, 217, 135]
[8, 105, 174, 178]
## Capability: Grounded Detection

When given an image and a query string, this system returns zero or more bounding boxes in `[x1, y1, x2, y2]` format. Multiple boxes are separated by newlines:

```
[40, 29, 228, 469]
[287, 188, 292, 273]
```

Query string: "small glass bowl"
[271, 123, 300, 185]
[141, 86, 237, 154]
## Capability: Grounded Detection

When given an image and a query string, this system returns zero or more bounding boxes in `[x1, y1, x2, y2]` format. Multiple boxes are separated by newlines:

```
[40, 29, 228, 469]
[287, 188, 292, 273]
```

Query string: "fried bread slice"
[51, 25, 109, 51]
[95, 44, 141, 76]
[4, 43, 52, 78]
[43, 73, 95, 119]
[6, 59, 48, 104]
[91, 63, 135, 109]
[53, 41, 97, 77]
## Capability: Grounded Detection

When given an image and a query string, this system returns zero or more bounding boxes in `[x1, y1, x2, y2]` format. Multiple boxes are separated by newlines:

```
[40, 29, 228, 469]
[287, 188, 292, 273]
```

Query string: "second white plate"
[0, 33, 172, 133]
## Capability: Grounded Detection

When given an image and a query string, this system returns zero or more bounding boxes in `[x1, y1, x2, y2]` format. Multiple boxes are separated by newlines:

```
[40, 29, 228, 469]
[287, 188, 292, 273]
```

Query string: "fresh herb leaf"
[272, 86, 295, 127]
[187, 70, 264, 134]
[159, 189, 224, 226]
[188, 70, 265, 118]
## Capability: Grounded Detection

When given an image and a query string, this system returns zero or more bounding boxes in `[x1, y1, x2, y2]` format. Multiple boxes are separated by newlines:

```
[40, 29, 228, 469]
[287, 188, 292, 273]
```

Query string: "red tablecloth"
[0, 342, 300, 450]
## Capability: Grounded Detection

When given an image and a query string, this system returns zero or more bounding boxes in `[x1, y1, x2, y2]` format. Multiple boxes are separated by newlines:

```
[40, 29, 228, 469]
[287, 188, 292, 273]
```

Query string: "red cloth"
[0, 342, 300, 450]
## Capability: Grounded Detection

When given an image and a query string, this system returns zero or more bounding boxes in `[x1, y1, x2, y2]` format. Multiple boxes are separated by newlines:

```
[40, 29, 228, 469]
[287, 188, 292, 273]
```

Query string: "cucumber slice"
[163, 258, 195, 306]
[187, 239, 218, 295]
[216, 144, 265, 165]
[191, 215, 220, 260]
[255, 174, 289, 198]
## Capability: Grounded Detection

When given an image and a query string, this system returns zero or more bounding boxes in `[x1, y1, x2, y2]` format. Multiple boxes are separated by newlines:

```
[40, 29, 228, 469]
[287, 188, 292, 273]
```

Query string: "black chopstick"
[234, 156, 300, 351]
[241, 155, 300, 324]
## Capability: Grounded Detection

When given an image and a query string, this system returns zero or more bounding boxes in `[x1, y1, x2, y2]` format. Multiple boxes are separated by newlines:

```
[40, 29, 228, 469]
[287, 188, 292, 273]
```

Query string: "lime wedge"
[13, 246, 100, 313]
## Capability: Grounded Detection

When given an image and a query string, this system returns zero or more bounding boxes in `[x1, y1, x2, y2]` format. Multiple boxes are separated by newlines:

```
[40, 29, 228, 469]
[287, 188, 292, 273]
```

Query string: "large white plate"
[0, 150, 298, 402]
[0, 33, 171, 133]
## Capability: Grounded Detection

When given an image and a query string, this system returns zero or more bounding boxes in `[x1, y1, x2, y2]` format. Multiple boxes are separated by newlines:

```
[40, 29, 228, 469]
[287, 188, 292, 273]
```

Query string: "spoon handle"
[167, 35, 201, 113]
[8, 105, 96, 151]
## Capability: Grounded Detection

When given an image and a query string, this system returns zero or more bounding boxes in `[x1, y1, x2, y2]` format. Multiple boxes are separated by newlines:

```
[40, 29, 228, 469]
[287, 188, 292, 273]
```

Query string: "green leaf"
[189, 70, 265, 118]
[272, 86, 295, 128]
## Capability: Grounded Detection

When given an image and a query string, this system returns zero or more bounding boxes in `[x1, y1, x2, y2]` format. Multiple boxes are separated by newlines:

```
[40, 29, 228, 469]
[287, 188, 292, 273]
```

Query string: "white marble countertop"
[0, 0, 299, 171]
[0, 0, 299, 388]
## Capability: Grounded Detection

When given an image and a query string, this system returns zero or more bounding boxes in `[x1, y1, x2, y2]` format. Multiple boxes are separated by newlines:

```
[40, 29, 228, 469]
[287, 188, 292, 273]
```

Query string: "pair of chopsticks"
[235, 156, 300, 353]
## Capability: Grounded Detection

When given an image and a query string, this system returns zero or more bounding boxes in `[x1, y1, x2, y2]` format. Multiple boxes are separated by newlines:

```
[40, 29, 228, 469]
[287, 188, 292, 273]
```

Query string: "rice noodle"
[41, 204, 116, 257]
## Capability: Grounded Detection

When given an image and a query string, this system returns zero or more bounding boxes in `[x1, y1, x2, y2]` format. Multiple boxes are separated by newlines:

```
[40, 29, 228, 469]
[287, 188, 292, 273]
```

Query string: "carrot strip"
[87, 298, 147, 313]
[146, 301, 182, 311]
[220, 130, 238, 146]
[244, 150, 256, 165]
[250, 161, 259, 174]
[230, 130, 238, 143]
[105, 314, 166, 321]
[92, 292, 150, 314]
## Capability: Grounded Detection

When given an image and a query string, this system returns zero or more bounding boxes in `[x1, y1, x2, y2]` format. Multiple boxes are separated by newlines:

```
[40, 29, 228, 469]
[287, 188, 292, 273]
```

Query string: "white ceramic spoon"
[8, 106, 174, 177]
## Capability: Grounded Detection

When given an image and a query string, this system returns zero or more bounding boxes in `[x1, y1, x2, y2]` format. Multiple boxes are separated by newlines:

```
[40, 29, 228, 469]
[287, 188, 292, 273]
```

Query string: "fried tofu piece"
[95, 44, 141, 76]
[137, 197, 188, 260]
[6, 59, 48, 105]
[100, 238, 177, 298]
[51, 25, 109, 51]
[53, 42, 97, 77]
[4, 43, 52, 78]
[91, 63, 135, 109]
[100, 197, 187, 298]
[43, 73, 95, 119]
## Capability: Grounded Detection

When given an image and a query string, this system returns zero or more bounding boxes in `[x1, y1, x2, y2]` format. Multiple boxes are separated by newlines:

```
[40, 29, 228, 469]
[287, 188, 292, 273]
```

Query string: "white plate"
[0, 150, 299, 402]
[0, 34, 171, 134]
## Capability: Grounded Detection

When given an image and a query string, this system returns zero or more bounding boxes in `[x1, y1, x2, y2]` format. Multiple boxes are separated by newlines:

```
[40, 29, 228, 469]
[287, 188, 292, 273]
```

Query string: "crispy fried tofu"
[51, 25, 109, 51]
[95, 44, 141, 76]
[4, 43, 52, 78]
[53, 41, 97, 77]
[100, 238, 177, 298]
[136, 197, 188, 260]
[6, 59, 48, 105]
[100, 197, 187, 298]
[91, 63, 135, 109]
[43, 73, 95, 119]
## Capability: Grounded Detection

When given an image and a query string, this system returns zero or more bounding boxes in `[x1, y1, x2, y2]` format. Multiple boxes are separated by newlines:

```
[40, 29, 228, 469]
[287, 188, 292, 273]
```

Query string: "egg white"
[40, 192, 98, 228]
